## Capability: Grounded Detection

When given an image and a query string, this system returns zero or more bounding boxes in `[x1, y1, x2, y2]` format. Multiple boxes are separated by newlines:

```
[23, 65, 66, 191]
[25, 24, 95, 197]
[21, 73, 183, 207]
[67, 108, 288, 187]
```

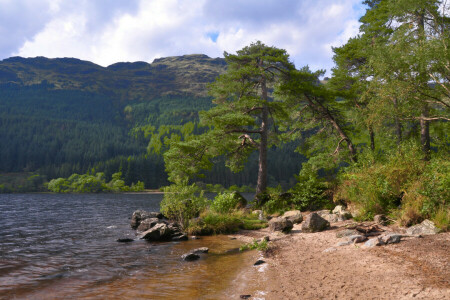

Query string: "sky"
[0, 0, 366, 76]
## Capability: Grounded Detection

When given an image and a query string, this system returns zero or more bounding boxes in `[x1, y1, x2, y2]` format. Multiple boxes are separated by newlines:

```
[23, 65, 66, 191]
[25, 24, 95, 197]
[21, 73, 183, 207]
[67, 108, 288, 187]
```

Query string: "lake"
[0, 193, 257, 299]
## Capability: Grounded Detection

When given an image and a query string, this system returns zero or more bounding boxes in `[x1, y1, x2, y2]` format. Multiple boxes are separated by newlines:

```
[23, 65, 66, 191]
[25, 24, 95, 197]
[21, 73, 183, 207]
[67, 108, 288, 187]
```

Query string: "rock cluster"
[181, 247, 209, 261]
[130, 210, 186, 242]
[317, 206, 352, 223]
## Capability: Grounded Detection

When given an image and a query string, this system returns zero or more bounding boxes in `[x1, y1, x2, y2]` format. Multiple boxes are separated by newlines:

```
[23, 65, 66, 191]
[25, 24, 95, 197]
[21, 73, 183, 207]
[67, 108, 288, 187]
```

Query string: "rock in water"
[140, 223, 171, 241]
[301, 213, 330, 233]
[282, 210, 303, 224]
[192, 247, 209, 254]
[406, 219, 440, 235]
[130, 210, 163, 229]
[182, 253, 200, 261]
[136, 218, 161, 232]
[116, 238, 134, 243]
[268, 217, 293, 233]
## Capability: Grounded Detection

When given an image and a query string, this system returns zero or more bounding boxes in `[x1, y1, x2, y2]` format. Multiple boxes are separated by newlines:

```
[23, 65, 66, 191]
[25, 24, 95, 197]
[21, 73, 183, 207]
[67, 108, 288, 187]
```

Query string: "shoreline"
[226, 221, 450, 299]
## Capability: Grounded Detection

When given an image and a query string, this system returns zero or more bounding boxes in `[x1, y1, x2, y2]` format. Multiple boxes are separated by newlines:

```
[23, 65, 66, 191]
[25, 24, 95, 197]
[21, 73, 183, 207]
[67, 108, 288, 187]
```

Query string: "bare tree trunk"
[369, 126, 375, 151]
[256, 66, 268, 196]
[256, 106, 268, 195]
[420, 106, 431, 160]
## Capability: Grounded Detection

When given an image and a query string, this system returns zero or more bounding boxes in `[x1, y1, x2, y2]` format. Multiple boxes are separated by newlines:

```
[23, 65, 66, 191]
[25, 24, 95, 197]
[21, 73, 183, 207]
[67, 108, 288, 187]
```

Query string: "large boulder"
[282, 210, 303, 224]
[406, 219, 440, 235]
[130, 210, 163, 229]
[136, 218, 161, 232]
[139, 223, 172, 241]
[268, 217, 293, 233]
[301, 212, 330, 233]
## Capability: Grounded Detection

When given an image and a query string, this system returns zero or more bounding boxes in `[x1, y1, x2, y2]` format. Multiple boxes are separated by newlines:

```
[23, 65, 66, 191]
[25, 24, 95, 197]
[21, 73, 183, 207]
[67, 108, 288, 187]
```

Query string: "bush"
[239, 239, 269, 251]
[160, 183, 209, 228]
[211, 191, 247, 213]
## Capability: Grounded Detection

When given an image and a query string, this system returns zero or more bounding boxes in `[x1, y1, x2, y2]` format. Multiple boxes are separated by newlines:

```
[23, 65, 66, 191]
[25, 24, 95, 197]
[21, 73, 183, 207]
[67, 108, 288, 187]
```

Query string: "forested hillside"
[0, 55, 305, 191]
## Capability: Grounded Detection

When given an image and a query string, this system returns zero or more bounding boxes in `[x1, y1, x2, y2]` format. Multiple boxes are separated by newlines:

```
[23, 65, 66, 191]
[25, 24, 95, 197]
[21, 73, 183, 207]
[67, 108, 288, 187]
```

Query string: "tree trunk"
[420, 106, 431, 160]
[369, 126, 375, 151]
[256, 68, 268, 196]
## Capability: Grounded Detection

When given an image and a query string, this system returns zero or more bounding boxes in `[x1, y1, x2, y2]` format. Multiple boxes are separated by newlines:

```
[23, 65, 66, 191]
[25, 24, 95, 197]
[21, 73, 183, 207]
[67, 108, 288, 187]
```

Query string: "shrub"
[239, 239, 268, 251]
[211, 191, 247, 213]
[160, 183, 208, 228]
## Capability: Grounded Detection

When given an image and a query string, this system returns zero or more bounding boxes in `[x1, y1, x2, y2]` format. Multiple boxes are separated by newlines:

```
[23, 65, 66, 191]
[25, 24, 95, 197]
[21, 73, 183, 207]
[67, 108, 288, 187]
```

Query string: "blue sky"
[0, 0, 366, 75]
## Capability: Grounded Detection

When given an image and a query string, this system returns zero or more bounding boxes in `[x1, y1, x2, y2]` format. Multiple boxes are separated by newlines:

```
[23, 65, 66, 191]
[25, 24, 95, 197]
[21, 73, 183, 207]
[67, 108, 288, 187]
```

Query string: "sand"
[226, 221, 450, 300]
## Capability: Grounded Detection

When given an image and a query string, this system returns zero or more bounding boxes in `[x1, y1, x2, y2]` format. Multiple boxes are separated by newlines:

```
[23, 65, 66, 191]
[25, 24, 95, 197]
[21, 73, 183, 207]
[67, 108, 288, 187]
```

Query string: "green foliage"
[335, 143, 449, 224]
[160, 183, 209, 228]
[289, 165, 330, 211]
[210, 191, 247, 213]
[239, 239, 269, 251]
[46, 172, 144, 193]
[0, 173, 47, 193]
[187, 209, 267, 235]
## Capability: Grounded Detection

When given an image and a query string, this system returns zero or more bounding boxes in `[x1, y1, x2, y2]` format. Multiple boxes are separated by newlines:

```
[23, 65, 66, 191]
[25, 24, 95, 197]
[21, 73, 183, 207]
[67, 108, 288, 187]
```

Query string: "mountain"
[0, 54, 227, 99]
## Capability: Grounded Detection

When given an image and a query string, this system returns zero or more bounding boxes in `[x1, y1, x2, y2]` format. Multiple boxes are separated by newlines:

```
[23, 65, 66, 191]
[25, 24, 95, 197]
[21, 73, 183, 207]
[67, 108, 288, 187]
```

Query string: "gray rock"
[336, 229, 360, 238]
[136, 218, 161, 232]
[374, 214, 388, 226]
[301, 213, 330, 233]
[406, 219, 440, 235]
[282, 210, 303, 224]
[323, 247, 337, 253]
[337, 241, 353, 246]
[182, 253, 200, 261]
[348, 235, 368, 243]
[321, 213, 341, 223]
[140, 223, 172, 241]
[192, 247, 209, 254]
[381, 234, 402, 244]
[171, 234, 188, 241]
[268, 217, 293, 233]
[130, 210, 163, 229]
[332, 205, 345, 215]
[363, 237, 385, 248]
[332, 205, 352, 220]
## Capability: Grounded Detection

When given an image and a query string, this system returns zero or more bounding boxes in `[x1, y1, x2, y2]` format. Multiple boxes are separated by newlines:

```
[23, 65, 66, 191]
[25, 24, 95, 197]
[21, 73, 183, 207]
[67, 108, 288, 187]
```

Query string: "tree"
[164, 41, 295, 199]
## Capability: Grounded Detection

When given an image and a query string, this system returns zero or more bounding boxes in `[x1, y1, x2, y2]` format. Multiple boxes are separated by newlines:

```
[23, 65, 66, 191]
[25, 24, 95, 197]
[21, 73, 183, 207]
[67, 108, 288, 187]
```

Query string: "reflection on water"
[0, 194, 256, 299]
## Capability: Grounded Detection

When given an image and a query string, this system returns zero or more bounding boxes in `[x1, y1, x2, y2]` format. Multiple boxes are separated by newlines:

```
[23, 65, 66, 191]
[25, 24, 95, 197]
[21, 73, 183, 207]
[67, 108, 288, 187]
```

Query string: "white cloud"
[4, 0, 365, 75]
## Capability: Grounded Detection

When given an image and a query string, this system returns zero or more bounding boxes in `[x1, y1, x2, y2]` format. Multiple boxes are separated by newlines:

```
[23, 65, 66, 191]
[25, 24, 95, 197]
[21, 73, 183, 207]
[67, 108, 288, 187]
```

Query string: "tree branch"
[239, 134, 260, 147]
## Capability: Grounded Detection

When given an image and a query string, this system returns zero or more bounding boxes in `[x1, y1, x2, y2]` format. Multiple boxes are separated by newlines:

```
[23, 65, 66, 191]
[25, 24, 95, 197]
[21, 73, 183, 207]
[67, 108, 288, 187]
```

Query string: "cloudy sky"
[0, 0, 366, 75]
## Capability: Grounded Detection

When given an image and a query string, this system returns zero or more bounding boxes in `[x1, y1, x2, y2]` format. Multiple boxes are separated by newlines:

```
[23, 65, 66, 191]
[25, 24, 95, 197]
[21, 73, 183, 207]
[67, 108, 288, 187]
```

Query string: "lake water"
[0, 193, 257, 299]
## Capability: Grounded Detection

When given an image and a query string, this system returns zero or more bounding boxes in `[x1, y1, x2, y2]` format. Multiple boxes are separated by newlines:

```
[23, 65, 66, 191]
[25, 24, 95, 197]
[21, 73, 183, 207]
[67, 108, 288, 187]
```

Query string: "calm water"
[0, 193, 256, 300]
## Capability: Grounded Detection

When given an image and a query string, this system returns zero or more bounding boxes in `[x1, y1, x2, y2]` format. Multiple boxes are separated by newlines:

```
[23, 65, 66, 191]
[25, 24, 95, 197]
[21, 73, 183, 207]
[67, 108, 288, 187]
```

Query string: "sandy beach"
[226, 221, 450, 300]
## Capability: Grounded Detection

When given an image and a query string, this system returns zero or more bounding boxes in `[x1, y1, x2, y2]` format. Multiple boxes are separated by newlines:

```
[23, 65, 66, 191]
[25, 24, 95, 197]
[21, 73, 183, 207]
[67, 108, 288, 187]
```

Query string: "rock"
[301, 213, 330, 233]
[406, 219, 440, 235]
[254, 259, 266, 266]
[116, 238, 134, 243]
[347, 235, 368, 243]
[171, 234, 188, 241]
[332, 205, 345, 214]
[182, 253, 200, 261]
[336, 229, 360, 238]
[363, 237, 385, 248]
[192, 247, 209, 254]
[130, 210, 163, 229]
[374, 214, 388, 226]
[240, 295, 251, 299]
[337, 241, 352, 246]
[320, 213, 341, 223]
[268, 217, 293, 233]
[191, 236, 200, 240]
[323, 247, 337, 253]
[282, 210, 303, 224]
[136, 218, 161, 232]
[140, 223, 172, 241]
[381, 234, 402, 244]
